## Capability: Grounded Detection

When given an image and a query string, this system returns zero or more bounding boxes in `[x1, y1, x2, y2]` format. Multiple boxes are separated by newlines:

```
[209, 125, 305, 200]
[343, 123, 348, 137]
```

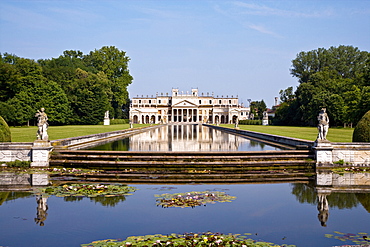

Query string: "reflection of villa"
[128, 125, 254, 151]
[129, 88, 250, 124]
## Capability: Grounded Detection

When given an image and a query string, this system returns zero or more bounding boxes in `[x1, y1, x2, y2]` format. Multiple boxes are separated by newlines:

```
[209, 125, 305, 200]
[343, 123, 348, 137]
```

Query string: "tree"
[281, 45, 370, 126]
[68, 69, 111, 124]
[279, 86, 295, 103]
[249, 100, 267, 120]
[84, 46, 133, 118]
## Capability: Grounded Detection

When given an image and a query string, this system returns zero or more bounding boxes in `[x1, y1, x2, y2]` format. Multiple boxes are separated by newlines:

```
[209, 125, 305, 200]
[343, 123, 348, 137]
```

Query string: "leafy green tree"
[282, 45, 370, 126]
[249, 100, 267, 120]
[68, 69, 111, 124]
[84, 46, 133, 118]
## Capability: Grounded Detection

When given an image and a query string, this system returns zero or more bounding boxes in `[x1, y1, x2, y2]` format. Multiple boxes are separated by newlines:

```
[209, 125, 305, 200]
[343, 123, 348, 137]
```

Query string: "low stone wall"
[205, 125, 370, 167]
[0, 143, 33, 162]
[51, 125, 160, 149]
[315, 142, 370, 166]
[204, 124, 314, 149]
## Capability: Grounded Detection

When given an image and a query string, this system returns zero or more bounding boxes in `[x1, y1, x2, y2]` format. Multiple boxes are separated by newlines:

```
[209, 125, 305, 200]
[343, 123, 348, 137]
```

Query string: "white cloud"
[232, 1, 334, 18]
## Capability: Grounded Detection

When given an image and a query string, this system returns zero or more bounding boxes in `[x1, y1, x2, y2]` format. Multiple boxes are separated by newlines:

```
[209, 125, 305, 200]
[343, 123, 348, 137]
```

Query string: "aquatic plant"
[325, 231, 370, 245]
[43, 183, 137, 197]
[81, 232, 297, 247]
[155, 191, 236, 208]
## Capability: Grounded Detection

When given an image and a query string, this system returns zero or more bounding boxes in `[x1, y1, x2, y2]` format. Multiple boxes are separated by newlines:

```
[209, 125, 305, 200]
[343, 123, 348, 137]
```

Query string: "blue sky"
[1, 0, 369, 107]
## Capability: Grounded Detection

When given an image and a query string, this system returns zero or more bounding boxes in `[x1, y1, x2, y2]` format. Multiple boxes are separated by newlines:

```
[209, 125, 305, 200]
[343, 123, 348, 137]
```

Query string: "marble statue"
[35, 108, 48, 141]
[317, 108, 329, 141]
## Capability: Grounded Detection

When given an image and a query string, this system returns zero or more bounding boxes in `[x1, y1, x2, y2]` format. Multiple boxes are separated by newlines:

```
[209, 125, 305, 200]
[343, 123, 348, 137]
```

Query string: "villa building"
[129, 88, 250, 124]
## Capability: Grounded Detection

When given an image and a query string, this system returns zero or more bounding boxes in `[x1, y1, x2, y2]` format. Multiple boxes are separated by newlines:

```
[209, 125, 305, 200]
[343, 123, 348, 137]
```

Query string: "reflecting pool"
[89, 124, 285, 151]
[1, 179, 369, 247]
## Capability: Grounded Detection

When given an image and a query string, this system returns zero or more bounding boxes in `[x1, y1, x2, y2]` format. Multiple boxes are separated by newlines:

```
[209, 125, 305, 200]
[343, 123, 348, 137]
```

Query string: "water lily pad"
[41, 183, 137, 198]
[155, 190, 236, 208]
[81, 232, 294, 247]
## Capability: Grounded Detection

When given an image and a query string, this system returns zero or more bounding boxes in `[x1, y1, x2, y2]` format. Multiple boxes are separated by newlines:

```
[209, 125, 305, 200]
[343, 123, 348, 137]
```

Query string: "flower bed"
[155, 191, 236, 208]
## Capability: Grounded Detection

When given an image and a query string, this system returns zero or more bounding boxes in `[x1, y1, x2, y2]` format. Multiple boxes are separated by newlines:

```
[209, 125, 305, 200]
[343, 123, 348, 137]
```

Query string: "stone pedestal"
[31, 141, 53, 167]
[31, 173, 50, 186]
[314, 140, 333, 166]
[262, 119, 269, 125]
[104, 118, 110, 125]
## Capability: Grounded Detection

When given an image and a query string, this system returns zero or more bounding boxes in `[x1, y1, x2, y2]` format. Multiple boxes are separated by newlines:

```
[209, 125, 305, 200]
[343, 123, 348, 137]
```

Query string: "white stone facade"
[129, 88, 250, 124]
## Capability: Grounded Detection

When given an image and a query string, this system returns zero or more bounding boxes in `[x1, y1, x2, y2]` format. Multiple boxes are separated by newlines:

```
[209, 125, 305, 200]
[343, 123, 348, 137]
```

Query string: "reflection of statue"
[35, 108, 48, 141]
[35, 195, 48, 226]
[317, 193, 329, 227]
[317, 108, 329, 140]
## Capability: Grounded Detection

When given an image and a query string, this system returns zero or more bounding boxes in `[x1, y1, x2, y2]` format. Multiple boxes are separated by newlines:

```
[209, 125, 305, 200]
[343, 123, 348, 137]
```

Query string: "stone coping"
[204, 124, 314, 149]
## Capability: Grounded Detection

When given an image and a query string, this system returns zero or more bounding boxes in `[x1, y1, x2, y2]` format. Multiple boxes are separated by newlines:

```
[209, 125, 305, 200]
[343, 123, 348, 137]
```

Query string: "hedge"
[0, 116, 11, 142]
[353, 110, 370, 142]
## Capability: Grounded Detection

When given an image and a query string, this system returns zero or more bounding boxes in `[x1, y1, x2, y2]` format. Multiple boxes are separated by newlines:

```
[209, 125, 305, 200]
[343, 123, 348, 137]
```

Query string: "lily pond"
[1, 180, 369, 247]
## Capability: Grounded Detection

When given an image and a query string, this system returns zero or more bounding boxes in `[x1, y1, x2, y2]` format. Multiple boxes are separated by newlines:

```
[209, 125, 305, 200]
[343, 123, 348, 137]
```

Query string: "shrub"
[353, 110, 370, 142]
[5, 160, 31, 168]
[98, 119, 129, 125]
[0, 116, 11, 142]
[239, 119, 262, 125]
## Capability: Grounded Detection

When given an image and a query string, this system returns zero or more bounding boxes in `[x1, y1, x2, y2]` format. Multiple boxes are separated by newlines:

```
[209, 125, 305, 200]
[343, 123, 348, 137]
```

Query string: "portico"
[129, 88, 250, 124]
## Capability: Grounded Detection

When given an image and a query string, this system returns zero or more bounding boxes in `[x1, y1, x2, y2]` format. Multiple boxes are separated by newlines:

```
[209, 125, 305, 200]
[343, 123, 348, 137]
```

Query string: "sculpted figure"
[317, 108, 329, 140]
[35, 195, 48, 226]
[35, 108, 48, 141]
[104, 110, 109, 119]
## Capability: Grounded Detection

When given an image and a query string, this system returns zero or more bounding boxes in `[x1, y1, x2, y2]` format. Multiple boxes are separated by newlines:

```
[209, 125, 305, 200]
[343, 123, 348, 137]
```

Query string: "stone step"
[51, 154, 314, 161]
[50, 172, 314, 183]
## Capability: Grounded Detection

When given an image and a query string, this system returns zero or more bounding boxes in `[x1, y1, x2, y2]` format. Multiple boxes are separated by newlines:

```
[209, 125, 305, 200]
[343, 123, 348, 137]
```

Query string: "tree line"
[0, 46, 133, 126]
[274, 45, 369, 127]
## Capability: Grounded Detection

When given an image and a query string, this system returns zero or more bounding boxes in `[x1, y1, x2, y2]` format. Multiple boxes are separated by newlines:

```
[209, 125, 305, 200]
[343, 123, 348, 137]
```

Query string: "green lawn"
[9, 124, 354, 143]
[221, 124, 354, 142]
[9, 124, 149, 142]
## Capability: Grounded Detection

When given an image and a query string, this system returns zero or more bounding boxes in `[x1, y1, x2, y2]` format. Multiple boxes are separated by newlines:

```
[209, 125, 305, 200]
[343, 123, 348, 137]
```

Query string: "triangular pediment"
[173, 100, 197, 107]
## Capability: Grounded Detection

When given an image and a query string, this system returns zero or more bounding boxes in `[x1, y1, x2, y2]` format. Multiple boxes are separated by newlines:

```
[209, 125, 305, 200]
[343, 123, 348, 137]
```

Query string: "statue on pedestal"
[317, 108, 329, 141]
[35, 108, 48, 141]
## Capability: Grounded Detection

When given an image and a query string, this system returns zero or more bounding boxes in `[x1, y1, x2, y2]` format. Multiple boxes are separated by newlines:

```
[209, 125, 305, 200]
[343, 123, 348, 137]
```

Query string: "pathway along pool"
[1, 182, 369, 247]
[88, 124, 286, 151]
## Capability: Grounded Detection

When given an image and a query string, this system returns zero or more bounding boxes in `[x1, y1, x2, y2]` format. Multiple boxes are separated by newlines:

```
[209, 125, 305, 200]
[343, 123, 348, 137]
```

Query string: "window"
[139, 100, 141, 104]
[219, 100, 221, 104]
[209, 100, 212, 104]
[199, 100, 201, 104]
[159, 100, 161, 104]
[229, 100, 231, 104]
[149, 100, 151, 104]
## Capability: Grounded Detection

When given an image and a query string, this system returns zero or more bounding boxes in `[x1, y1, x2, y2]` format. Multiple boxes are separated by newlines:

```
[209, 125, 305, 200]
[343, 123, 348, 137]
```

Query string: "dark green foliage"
[352, 110, 370, 142]
[98, 119, 129, 125]
[5, 160, 30, 167]
[239, 119, 262, 125]
[278, 45, 369, 126]
[0, 116, 11, 142]
[0, 46, 133, 125]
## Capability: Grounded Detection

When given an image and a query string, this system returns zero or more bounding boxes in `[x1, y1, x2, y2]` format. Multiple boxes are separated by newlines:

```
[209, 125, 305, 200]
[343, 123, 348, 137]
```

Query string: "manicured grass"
[221, 124, 354, 142]
[9, 124, 354, 143]
[9, 124, 150, 142]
